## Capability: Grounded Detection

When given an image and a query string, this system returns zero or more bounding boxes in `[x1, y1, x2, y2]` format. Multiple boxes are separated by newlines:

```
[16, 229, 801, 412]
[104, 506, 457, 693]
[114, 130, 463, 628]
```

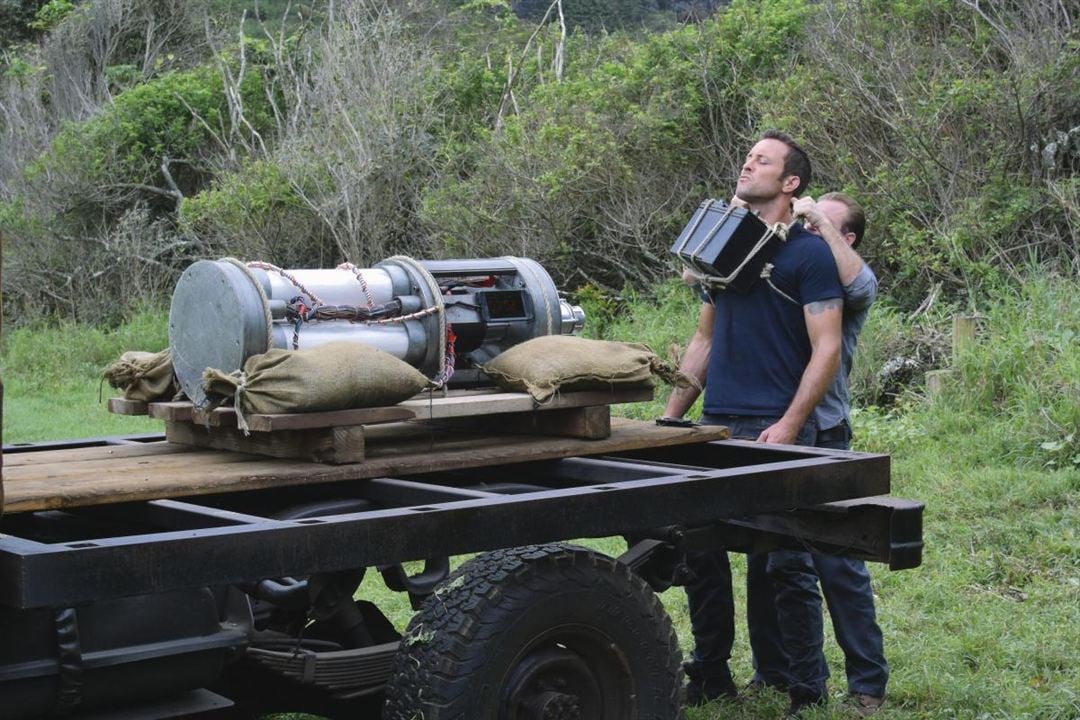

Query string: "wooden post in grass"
[953, 315, 977, 358]
[927, 314, 978, 396]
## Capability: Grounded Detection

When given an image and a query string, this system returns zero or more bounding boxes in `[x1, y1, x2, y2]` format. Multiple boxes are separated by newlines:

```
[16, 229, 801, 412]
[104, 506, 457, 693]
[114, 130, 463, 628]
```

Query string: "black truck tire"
[382, 543, 683, 720]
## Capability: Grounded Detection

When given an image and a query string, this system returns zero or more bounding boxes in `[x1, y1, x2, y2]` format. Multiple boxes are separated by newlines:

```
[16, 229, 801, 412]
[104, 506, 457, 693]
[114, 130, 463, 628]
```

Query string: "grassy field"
[1, 276, 1077, 719]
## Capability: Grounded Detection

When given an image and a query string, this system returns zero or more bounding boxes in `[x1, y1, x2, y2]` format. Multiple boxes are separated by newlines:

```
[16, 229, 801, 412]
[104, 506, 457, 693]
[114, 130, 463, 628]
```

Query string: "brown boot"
[850, 693, 884, 717]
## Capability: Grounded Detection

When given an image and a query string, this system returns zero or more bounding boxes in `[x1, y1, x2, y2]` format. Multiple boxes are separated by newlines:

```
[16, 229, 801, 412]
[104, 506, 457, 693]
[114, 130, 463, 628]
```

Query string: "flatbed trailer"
[0, 418, 923, 720]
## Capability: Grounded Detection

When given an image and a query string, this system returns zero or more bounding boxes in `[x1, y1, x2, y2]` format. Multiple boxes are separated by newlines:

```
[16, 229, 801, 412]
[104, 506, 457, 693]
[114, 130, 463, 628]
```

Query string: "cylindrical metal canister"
[169, 256, 584, 406]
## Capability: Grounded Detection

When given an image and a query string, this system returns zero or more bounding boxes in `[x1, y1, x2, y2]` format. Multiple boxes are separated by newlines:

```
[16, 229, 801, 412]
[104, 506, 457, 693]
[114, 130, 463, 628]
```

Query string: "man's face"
[735, 139, 796, 203]
[806, 199, 854, 246]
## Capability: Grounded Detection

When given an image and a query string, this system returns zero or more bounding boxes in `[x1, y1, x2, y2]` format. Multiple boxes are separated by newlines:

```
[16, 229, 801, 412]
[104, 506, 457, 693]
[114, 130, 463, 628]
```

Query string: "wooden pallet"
[108, 387, 655, 464]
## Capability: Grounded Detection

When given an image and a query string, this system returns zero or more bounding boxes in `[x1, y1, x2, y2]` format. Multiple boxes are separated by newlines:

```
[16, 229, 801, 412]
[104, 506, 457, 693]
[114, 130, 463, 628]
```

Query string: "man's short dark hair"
[819, 191, 867, 249]
[760, 129, 812, 197]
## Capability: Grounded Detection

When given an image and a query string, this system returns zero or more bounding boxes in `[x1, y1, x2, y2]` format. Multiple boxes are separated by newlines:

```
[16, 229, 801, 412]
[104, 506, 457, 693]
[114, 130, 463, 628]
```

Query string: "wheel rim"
[498, 625, 635, 720]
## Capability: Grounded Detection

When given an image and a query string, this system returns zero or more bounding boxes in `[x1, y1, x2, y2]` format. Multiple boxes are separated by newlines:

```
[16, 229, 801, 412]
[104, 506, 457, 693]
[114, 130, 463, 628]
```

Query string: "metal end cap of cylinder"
[169, 260, 269, 407]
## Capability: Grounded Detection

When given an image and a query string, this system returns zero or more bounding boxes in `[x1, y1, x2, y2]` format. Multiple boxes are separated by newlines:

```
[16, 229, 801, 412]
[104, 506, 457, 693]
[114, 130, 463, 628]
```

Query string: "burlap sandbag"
[202, 341, 434, 427]
[103, 349, 177, 402]
[482, 335, 685, 403]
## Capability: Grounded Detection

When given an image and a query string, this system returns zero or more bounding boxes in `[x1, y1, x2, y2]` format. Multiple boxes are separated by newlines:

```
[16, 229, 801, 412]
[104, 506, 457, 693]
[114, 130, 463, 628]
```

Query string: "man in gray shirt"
[749, 192, 889, 716]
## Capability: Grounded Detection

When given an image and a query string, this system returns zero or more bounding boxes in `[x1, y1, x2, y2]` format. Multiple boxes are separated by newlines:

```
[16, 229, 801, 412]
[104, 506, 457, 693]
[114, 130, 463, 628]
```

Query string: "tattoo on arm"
[805, 299, 842, 315]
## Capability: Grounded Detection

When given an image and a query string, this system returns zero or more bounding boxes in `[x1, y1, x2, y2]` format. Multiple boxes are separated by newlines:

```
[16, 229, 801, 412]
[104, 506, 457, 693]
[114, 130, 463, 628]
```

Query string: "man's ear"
[781, 174, 801, 195]
[844, 231, 857, 247]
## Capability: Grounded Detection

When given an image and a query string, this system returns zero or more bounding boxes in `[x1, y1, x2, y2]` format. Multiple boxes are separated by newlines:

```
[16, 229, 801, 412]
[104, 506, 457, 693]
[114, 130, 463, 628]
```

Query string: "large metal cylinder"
[169, 256, 585, 406]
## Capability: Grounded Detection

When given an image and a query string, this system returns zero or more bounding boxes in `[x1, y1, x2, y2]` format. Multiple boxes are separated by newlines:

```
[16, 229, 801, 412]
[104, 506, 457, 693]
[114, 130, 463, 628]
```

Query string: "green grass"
[2, 275, 1078, 719]
[1, 307, 167, 443]
[592, 275, 1080, 720]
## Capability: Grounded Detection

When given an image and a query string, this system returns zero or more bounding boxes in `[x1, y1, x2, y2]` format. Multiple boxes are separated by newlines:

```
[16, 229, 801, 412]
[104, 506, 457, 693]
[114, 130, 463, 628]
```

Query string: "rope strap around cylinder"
[238, 256, 452, 384]
[336, 262, 377, 308]
[246, 261, 325, 306]
[222, 257, 274, 352]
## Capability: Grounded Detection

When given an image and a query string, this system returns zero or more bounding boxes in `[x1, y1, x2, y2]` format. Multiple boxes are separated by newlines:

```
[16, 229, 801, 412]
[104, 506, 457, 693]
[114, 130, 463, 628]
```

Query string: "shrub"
[849, 301, 952, 408]
[207, 3, 444, 265]
[30, 60, 273, 218]
[422, 0, 809, 289]
[3, 49, 276, 320]
[754, 0, 1080, 308]
[179, 160, 326, 266]
[28, 0, 76, 32]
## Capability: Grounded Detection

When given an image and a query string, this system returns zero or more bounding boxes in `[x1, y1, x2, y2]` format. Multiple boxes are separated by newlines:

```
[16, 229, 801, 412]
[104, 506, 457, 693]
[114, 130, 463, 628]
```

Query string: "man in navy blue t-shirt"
[663, 130, 843, 715]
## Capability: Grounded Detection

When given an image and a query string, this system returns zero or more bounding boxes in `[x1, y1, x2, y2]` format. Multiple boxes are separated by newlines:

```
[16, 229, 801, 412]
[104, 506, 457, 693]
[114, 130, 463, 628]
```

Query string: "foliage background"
[1, 0, 1075, 319]
[0, 1, 1077, 718]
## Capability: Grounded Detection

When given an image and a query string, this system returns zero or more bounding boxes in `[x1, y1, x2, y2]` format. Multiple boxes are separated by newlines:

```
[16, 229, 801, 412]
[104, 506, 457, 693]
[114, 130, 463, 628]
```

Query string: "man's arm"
[792, 197, 865, 286]
[842, 263, 878, 312]
[662, 303, 715, 420]
[757, 299, 842, 443]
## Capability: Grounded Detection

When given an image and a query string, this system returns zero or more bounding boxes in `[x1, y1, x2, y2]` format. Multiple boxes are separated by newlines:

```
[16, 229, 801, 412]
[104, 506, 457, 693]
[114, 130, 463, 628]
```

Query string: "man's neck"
[749, 195, 794, 225]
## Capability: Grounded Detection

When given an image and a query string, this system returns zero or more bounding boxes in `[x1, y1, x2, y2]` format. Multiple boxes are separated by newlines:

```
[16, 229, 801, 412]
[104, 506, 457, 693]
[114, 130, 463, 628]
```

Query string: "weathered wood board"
[127, 387, 654, 430]
[110, 387, 655, 463]
[2, 419, 730, 513]
[166, 421, 369, 464]
[107, 397, 149, 415]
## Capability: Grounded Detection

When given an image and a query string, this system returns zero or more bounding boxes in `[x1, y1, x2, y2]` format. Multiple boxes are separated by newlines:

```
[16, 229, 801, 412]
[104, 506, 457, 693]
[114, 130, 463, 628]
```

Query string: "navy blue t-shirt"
[703, 226, 842, 417]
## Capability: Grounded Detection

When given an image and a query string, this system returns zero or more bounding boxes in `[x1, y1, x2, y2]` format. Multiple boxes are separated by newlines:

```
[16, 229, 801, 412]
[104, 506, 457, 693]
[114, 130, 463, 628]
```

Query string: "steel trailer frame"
[0, 437, 920, 611]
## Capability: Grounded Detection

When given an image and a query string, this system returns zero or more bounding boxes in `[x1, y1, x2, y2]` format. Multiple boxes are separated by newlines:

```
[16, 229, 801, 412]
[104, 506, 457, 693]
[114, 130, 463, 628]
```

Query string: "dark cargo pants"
[750, 423, 889, 698]
[683, 414, 818, 698]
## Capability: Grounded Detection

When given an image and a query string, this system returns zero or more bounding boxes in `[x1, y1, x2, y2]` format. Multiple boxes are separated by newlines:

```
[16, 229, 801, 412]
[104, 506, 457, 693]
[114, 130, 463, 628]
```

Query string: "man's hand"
[792, 196, 827, 227]
[682, 266, 703, 286]
[756, 419, 802, 444]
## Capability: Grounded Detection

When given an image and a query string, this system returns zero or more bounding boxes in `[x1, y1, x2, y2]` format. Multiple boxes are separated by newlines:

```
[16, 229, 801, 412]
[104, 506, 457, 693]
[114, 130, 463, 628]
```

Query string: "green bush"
[753, 0, 1079, 307]
[30, 58, 274, 212]
[28, 0, 76, 32]
[423, 0, 809, 289]
[179, 159, 325, 265]
[3, 0, 1077, 332]
[849, 301, 952, 408]
[2, 44, 279, 320]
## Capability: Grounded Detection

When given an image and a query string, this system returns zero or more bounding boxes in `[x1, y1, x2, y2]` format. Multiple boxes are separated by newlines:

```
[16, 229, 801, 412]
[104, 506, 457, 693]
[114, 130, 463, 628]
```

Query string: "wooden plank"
[149, 402, 237, 427]
[1, 450, 257, 493]
[148, 402, 194, 422]
[2, 441, 190, 468]
[191, 407, 237, 428]
[152, 404, 414, 431]
[444, 406, 611, 440]
[401, 387, 653, 420]
[166, 422, 366, 464]
[245, 406, 415, 432]
[3, 419, 729, 513]
[140, 388, 648, 434]
[107, 398, 149, 416]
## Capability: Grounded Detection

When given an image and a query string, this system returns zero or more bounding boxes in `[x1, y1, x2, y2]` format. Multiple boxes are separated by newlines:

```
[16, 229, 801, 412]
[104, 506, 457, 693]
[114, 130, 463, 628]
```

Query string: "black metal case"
[670, 199, 783, 293]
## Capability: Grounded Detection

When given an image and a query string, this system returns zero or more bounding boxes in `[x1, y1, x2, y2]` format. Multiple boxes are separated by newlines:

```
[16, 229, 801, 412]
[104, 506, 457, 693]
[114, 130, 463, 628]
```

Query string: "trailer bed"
[0, 422, 908, 610]
[2, 418, 729, 513]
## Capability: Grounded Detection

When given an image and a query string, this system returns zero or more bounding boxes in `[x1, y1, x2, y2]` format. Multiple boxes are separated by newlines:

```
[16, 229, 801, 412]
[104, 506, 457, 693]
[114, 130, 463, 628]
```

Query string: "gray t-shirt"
[813, 262, 877, 431]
